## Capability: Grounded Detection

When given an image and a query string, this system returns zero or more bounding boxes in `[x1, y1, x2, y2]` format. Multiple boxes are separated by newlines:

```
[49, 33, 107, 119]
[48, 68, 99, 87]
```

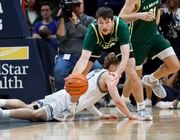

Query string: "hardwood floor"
[0, 107, 180, 140]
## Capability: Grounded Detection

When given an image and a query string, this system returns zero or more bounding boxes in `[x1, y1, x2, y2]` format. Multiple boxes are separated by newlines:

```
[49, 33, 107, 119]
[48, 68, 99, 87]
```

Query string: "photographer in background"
[54, 0, 101, 90]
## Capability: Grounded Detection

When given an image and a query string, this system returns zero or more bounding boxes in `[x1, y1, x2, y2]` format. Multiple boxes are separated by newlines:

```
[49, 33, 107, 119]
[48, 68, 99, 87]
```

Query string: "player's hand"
[100, 114, 118, 119]
[138, 12, 155, 21]
[128, 114, 139, 120]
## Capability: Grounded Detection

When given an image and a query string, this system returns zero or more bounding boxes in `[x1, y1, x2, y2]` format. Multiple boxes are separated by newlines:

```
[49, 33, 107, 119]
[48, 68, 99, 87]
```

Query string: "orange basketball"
[65, 74, 88, 96]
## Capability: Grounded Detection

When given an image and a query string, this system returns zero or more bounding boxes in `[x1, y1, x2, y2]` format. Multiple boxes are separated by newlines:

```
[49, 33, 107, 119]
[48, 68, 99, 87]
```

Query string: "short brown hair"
[95, 6, 114, 20]
[103, 52, 120, 69]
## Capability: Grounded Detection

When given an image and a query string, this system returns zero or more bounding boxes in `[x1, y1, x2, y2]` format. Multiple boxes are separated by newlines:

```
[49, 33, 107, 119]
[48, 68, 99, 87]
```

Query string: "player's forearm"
[119, 0, 138, 23]
[72, 60, 87, 74]
[72, 50, 91, 74]
[108, 86, 132, 119]
[119, 12, 140, 23]
[72, 55, 89, 74]
[118, 45, 130, 75]
[116, 101, 133, 119]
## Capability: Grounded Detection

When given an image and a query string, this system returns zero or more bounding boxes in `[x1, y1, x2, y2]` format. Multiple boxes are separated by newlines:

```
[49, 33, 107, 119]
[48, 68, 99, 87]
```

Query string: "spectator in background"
[159, 0, 180, 59]
[32, 1, 58, 38]
[25, 0, 41, 34]
[54, 0, 101, 90]
[160, 0, 168, 9]
[40, 0, 60, 19]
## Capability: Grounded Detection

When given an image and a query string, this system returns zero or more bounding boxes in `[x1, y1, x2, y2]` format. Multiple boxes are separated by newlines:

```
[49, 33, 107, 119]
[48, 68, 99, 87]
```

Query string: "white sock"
[137, 102, 145, 111]
[149, 74, 158, 83]
[0, 99, 6, 107]
[121, 95, 130, 103]
[0, 110, 10, 118]
[3, 110, 10, 118]
[145, 98, 151, 101]
[145, 98, 152, 102]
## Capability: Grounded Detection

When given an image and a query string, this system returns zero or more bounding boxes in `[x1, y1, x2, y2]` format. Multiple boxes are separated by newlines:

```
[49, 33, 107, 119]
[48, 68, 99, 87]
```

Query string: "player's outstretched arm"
[105, 74, 139, 120]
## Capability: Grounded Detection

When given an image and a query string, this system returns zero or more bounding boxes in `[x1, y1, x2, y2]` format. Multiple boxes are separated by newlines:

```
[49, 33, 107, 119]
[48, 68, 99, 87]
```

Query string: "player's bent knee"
[163, 55, 180, 72]
[166, 60, 180, 73]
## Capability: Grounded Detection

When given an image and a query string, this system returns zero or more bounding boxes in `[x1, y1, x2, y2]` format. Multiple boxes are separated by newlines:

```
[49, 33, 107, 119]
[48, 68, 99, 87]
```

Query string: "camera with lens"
[59, 0, 81, 21]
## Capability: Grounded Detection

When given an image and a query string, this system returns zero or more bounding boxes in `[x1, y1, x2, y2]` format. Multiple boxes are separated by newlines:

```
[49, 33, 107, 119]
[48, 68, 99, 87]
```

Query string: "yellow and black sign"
[0, 46, 29, 60]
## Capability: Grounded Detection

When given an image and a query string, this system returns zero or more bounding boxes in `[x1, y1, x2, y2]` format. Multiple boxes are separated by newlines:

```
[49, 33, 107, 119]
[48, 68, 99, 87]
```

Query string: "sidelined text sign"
[0, 46, 29, 89]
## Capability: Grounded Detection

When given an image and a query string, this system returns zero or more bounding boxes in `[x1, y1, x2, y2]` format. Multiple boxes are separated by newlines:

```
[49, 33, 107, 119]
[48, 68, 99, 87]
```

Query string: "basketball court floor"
[0, 107, 180, 140]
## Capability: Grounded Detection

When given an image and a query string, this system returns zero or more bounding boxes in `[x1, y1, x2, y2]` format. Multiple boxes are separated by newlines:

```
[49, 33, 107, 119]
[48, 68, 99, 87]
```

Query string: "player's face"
[97, 17, 114, 35]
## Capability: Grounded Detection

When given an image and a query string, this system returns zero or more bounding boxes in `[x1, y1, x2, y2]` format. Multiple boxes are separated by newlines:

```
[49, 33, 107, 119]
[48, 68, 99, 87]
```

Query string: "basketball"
[65, 74, 88, 96]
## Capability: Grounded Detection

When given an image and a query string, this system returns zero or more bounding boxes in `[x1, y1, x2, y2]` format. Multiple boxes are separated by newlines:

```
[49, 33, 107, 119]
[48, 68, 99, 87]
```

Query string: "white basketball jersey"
[42, 69, 108, 119]
[76, 69, 108, 113]
[43, 89, 71, 116]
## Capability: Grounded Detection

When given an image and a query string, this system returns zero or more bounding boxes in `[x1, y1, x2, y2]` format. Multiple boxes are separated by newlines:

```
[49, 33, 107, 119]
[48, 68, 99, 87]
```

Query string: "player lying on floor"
[0, 52, 140, 122]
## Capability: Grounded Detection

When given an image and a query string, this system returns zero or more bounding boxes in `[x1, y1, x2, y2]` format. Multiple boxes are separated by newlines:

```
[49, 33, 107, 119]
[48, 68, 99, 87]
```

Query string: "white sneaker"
[138, 109, 153, 121]
[142, 75, 167, 98]
[144, 99, 152, 107]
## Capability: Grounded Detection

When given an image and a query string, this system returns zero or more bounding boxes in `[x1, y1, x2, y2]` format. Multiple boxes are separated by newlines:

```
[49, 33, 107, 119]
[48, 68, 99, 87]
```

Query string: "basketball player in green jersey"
[72, 7, 152, 120]
[119, 0, 180, 101]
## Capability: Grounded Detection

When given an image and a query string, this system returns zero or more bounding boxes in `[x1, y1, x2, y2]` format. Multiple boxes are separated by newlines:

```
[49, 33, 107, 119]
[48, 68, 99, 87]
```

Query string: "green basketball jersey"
[130, 0, 161, 46]
[83, 16, 130, 57]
